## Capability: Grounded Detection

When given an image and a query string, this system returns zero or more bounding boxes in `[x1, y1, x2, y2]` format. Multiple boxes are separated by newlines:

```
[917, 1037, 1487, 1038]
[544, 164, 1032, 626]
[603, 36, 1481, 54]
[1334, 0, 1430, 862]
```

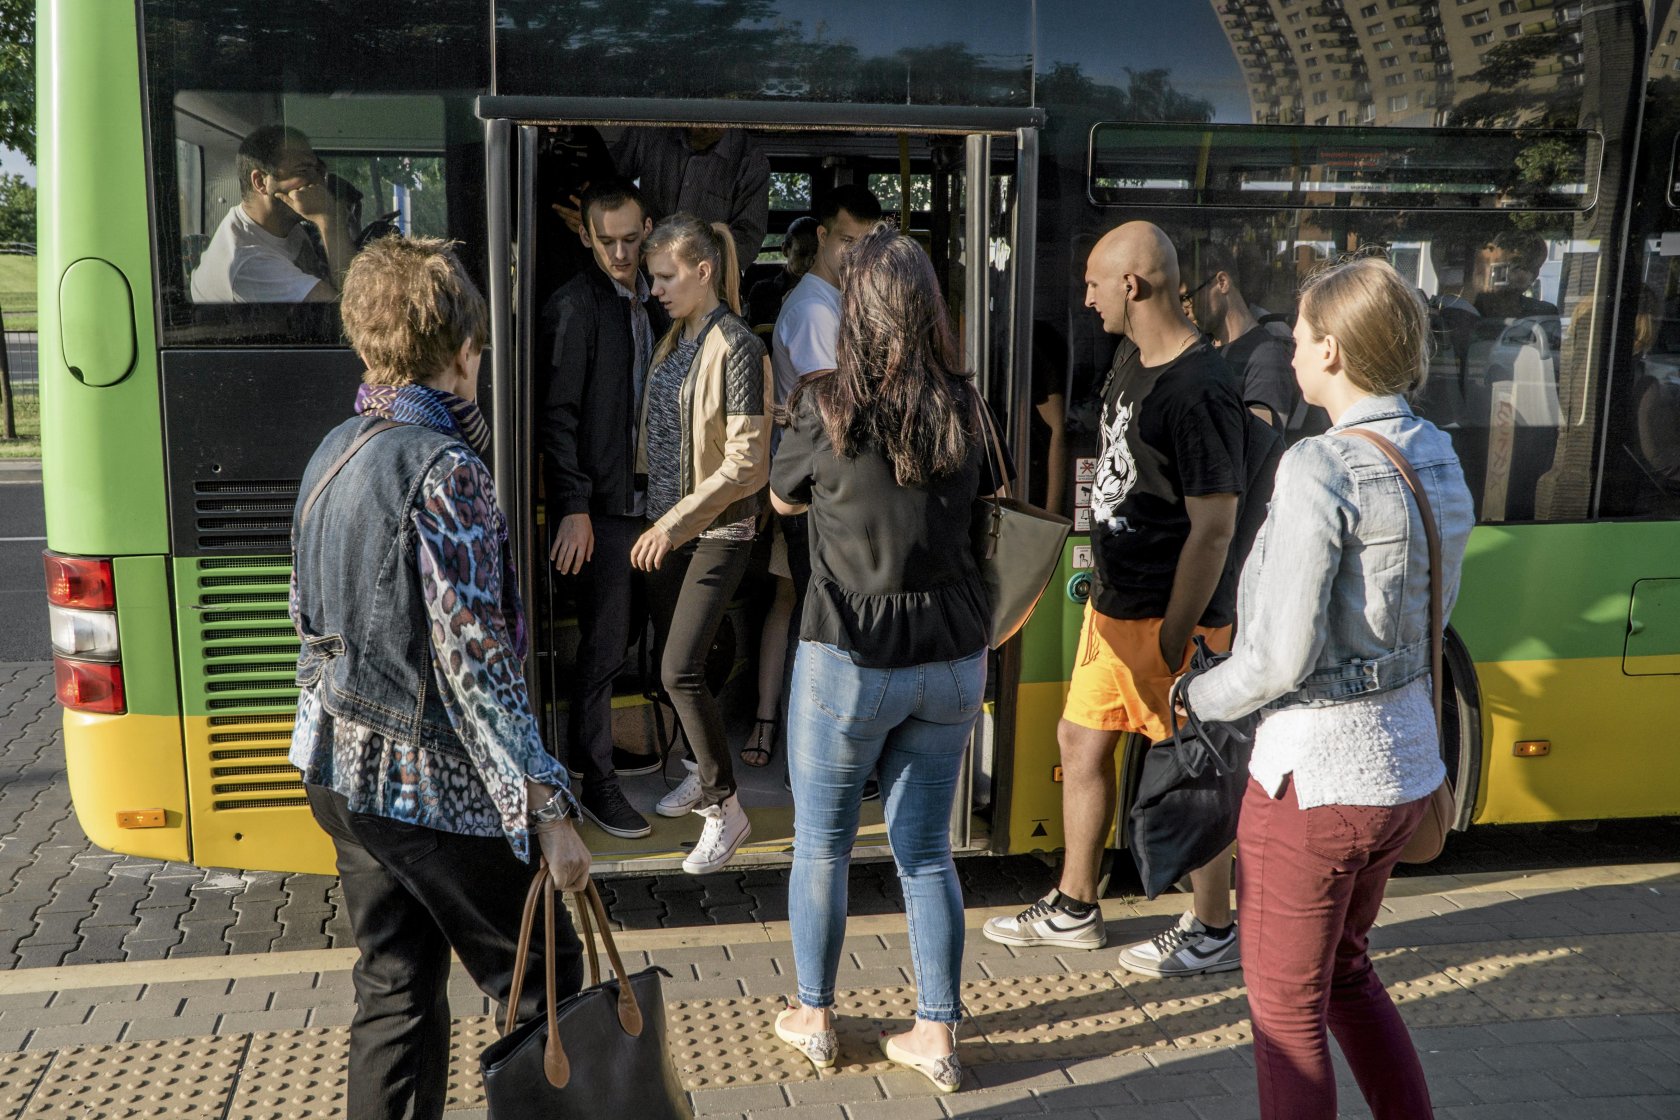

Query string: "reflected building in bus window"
[1212, 0, 1586, 130]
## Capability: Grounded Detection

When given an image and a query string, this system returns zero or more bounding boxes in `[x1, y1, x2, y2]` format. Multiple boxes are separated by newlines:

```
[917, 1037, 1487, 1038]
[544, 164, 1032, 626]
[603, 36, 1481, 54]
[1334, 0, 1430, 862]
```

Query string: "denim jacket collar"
[1328, 393, 1413, 432]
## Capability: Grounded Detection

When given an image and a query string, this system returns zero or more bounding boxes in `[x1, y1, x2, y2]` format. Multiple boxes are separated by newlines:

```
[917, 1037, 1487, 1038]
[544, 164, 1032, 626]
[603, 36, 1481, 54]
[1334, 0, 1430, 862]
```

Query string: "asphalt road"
[0, 479, 48, 662]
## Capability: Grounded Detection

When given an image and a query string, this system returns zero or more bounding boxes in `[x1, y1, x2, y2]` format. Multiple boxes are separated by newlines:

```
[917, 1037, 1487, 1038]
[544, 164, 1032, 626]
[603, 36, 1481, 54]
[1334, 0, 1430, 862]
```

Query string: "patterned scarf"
[354, 383, 491, 458]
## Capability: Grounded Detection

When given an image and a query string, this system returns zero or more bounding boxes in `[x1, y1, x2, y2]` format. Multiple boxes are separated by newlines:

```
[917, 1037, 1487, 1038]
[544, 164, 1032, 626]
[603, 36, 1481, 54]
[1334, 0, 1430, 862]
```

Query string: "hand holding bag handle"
[502, 871, 645, 1088]
[1342, 428, 1454, 863]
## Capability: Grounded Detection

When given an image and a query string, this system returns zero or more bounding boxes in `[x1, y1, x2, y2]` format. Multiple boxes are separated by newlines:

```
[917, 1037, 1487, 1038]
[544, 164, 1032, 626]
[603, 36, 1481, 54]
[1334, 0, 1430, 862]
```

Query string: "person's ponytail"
[711, 222, 743, 314]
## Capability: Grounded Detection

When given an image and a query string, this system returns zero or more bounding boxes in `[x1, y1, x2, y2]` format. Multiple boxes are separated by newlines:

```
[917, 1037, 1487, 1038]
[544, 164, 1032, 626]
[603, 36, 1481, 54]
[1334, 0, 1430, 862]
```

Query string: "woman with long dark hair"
[767, 225, 1005, 1093]
[631, 213, 772, 875]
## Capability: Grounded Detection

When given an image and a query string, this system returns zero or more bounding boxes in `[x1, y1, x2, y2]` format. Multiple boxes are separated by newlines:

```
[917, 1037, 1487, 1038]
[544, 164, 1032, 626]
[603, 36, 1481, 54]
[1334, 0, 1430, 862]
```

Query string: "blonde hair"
[1298, 255, 1430, 396]
[341, 235, 489, 387]
[644, 214, 742, 367]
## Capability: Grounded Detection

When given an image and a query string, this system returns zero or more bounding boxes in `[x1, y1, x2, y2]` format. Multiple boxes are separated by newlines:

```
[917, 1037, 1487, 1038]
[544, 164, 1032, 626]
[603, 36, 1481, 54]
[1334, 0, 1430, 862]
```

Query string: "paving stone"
[181, 989, 273, 1017]
[786, 1078, 885, 1106]
[1457, 1072, 1569, 1104]
[216, 1009, 313, 1033]
[119, 1012, 222, 1042]
[124, 938, 183, 961]
[1121, 1072, 1229, 1104]
[937, 1086, 1038, 1115]
[305, 1003, 362, 1027]
[841, 1097, 947, 1120]
[691, 1084, 791, 1114]
[23, 1021, 125, 1049]
[47, 985, 145, 1009]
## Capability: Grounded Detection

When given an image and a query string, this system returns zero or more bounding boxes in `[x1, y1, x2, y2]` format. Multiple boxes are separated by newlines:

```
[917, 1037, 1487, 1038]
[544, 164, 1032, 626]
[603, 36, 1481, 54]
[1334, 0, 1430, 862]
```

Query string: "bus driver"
[190, 124, 356, 304]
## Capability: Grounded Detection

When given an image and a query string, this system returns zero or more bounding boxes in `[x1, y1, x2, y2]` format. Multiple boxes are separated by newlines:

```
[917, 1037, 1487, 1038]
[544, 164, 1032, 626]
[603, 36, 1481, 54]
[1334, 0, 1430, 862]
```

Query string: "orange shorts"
[1062, 605, 1233, 743]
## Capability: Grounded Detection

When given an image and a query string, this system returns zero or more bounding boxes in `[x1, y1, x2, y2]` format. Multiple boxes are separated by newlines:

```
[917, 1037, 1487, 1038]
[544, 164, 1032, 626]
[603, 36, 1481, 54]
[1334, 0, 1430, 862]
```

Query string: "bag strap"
[503, 871, 647, 1088]
[1340, 428, 1444, 734]
[298, 419, 400, 527]
[967, 384, 1013, 502]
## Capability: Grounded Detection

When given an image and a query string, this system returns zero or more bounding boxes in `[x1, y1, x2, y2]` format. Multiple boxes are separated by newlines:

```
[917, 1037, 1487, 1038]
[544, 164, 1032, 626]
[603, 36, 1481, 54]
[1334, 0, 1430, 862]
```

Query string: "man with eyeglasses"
[191, 125, 356, 304]
[1178, 242, 1302, 435]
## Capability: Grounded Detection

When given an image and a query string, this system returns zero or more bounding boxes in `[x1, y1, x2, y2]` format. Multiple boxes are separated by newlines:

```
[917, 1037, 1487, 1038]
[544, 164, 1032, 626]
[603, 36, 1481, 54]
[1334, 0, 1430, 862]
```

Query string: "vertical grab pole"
[515, 126, 544, 728]
[952, 133, 993, 853]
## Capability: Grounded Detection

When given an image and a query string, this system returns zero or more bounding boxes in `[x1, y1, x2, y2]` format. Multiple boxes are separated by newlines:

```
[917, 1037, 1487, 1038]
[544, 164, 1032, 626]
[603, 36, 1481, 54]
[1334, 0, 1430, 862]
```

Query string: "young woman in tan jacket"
[631, 213, 773, 874]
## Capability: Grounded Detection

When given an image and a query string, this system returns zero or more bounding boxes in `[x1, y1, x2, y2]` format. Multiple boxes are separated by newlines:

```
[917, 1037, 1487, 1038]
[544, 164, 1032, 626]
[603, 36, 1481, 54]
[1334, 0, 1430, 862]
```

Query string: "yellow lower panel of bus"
[1005, 681, 1126, 855]
[179, 714, 337, 876]
[1474, 656, 1680, 824]
[63, 711, 191, 863]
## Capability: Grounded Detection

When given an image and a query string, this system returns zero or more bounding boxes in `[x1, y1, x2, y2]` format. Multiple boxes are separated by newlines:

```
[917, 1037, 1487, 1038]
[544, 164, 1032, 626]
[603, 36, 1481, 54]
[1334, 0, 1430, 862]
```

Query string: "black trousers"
[644, 533, 754, 808]
[565, 514, 642, 786]
[307, 786, 585, 1120]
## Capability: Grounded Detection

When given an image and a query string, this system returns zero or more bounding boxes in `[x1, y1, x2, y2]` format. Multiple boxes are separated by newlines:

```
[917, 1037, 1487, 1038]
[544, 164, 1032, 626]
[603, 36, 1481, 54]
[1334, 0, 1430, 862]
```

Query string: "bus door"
[476, 99, 1041, 869]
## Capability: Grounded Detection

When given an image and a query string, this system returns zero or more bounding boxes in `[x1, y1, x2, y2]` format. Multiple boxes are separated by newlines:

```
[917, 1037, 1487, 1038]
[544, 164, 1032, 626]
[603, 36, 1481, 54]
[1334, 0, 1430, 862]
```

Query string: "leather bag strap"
[503, 870, 647, 1089]
[1341, 428, 1443, 734]
[967, 384, 1013, 502]
[298, 419, 400, 527]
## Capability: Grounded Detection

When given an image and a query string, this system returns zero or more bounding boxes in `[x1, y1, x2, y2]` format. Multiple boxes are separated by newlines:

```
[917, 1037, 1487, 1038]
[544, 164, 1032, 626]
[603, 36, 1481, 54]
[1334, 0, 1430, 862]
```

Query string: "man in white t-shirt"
[190, 125, 356, 304]
[770, 184, 883, 402]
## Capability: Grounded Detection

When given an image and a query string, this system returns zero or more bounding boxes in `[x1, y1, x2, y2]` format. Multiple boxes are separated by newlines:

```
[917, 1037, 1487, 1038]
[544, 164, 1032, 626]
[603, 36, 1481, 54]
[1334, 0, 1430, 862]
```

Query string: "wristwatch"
[530, 789, 578, 826]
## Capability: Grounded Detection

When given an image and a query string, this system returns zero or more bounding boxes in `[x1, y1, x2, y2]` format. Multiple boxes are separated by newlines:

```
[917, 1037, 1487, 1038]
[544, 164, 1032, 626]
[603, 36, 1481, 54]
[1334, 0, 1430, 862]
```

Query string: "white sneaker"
[1116, 910, 1241, 977]
[982, 890, 1107, 950]
[656, 759, 702, 818]
[682, 794, 751, 875]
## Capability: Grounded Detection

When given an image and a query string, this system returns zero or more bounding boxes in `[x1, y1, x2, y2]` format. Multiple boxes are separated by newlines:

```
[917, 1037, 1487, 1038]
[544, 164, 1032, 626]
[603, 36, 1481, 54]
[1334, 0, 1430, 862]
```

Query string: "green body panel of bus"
[37, 0, 170, 559]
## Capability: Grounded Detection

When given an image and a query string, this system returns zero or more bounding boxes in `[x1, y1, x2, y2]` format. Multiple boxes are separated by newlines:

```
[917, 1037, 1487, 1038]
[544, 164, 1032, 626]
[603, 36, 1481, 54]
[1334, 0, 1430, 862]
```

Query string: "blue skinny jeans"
[787, 640, 987, 1024]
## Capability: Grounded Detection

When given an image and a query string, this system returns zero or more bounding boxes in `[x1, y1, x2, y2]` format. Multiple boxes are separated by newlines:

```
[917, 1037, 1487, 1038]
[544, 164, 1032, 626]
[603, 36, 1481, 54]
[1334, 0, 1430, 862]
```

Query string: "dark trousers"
[565, 515, 642, 785]
[780, 512, 812, 728]
[307, 785, 585, 1120]
[644, 533, 754, 807]
[1237, 777, 1432, 1120]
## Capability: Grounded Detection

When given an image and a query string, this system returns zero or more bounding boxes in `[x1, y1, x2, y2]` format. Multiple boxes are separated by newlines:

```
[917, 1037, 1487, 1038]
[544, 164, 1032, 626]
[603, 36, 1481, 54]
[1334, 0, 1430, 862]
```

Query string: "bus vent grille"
[193, 481, 298, 553]
[213, 796, 309, 811]
[186, 559, 307, 816]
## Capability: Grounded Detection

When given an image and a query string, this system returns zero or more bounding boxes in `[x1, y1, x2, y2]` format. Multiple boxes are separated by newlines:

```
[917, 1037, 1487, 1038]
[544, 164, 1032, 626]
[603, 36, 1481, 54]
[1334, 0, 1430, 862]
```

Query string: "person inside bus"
[984, 221, 1248, 979]
[747, 217, 819, 331]
[631, 213, 772, 873]
[1181, 256, 1473, 1120]
[610, 127, 771, 274]
[746, 184, 885, 776]
[769, 224, 1006, 1093]
[539, 178, 670, 842]
[1179, 241, 1317, 437]
[1472, 229, 1561, 520]
[190, 124, 354, 304]
[289, 236, 591, 1120]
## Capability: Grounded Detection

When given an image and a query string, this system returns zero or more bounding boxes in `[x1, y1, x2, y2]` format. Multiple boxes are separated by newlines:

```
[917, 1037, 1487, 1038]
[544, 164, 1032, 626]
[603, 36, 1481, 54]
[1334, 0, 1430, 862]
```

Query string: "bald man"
[985, 222, 1247, 977]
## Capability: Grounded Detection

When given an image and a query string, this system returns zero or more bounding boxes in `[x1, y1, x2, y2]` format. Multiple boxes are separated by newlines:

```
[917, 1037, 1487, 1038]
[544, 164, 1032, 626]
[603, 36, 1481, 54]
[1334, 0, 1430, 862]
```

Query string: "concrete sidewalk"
[0, 862, 1675, 1119]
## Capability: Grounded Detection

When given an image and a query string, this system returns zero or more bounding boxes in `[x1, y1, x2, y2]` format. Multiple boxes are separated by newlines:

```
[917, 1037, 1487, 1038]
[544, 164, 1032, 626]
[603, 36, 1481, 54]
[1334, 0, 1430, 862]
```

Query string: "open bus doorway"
[488, 116, 1025, 870]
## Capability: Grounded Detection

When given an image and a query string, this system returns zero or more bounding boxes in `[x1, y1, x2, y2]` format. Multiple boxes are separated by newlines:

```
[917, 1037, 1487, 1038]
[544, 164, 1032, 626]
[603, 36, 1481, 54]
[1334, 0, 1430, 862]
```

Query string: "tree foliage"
[0, 174, 33, 245]
[0, 0, 32, 162]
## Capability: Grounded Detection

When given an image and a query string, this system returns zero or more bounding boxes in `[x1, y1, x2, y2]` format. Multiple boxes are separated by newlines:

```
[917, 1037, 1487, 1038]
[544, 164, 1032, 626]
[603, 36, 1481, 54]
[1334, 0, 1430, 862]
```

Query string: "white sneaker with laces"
[981, 891, 1106, 950]
[682, 794, 751, 875]
[1116, 910, 1241, 977]
[656, 759, 703, 818]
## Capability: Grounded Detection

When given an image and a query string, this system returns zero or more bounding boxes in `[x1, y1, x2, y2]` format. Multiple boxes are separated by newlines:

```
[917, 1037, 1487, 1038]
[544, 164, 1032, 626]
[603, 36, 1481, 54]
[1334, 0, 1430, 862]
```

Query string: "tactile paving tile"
[1411, 943, 1670, 1020]
[668, 994, 820, 1089]
[1372, 948, 1505, 1028]
[21, 1037, 246, 1118]
[225, 1015, 495, 1119]
[967, 971, 1170, 1061]
[1114, 969, 1252, 1049]
[1567, 932, 1680, 1007]
[0, 1051, 52, 1120]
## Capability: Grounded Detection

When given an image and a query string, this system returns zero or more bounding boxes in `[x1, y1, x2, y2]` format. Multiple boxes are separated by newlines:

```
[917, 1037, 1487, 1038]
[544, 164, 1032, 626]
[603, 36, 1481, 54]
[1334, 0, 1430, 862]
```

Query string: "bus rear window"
[1088, 123, 1602, 212]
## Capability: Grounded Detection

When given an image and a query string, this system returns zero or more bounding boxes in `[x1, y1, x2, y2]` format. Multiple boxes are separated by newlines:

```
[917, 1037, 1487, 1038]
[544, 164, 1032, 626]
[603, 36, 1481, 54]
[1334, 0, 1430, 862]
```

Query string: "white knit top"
[1249, 676, 1446, 808]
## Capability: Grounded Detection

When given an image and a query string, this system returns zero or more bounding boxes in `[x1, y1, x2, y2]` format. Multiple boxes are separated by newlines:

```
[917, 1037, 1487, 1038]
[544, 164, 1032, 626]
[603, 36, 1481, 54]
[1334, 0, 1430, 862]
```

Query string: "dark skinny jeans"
[644, 533, 755, 807]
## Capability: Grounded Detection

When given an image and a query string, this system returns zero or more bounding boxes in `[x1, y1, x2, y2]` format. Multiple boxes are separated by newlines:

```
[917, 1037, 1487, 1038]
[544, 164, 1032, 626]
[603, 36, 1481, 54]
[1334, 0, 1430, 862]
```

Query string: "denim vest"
[291, 416, 474, 756]
[1188, 395, 1475, 723]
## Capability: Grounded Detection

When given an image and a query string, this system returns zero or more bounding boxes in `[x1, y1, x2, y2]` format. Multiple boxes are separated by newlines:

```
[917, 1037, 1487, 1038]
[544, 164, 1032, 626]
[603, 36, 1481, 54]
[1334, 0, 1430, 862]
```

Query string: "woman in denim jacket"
[1184, 257, 1474, 1120]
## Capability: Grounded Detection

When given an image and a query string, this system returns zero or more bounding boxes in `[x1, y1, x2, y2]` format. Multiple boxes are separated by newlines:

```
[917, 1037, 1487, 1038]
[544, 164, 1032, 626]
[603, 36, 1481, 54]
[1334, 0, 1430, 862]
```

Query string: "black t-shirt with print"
[1088, 338, 1247, 624]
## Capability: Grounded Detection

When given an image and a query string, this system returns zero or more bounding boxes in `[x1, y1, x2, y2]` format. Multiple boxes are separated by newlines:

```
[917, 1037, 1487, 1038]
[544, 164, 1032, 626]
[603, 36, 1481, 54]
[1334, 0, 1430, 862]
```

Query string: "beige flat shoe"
[879, 1032, 963, 1093]
[774, 1005, 837, 1069]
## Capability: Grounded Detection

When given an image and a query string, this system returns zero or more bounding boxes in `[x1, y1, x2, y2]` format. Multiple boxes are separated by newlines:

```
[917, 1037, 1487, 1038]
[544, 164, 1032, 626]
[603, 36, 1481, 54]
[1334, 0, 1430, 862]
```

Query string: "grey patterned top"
[644, 333, 754, 541]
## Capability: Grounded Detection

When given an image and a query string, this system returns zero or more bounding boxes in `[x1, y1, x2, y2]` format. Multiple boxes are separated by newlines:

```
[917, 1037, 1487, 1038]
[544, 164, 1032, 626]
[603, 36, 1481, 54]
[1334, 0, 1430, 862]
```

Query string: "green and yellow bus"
[38, 0, 1680, 876]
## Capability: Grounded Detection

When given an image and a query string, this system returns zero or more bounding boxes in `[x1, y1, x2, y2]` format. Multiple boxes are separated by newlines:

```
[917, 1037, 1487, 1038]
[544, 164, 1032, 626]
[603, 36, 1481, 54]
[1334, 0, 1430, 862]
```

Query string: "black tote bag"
[1126, 638, 1258, 900]
[480, 874, 691, 1119]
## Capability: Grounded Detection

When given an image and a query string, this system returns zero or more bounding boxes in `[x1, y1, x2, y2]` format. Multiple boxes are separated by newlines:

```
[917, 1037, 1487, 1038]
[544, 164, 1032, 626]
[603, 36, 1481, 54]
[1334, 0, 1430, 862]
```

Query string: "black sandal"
[741, 717, 777, 768]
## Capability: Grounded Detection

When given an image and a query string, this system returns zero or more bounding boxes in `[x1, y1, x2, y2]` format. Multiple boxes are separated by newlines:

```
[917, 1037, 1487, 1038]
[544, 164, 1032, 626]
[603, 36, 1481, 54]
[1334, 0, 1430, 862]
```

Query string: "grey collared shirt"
[613, 272, 654, 516]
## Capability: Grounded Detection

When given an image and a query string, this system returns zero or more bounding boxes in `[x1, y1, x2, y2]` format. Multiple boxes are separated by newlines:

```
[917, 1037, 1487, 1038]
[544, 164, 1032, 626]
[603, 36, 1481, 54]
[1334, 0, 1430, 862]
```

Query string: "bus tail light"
[54, 658, 126, 714]
[44, 555, 116, 610]
[44, 552, 126, 715]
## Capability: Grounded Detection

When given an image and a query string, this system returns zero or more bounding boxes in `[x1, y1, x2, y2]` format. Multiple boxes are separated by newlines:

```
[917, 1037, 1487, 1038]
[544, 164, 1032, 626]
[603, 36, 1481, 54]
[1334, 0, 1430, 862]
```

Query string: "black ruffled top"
[770, 384, 1007, 668]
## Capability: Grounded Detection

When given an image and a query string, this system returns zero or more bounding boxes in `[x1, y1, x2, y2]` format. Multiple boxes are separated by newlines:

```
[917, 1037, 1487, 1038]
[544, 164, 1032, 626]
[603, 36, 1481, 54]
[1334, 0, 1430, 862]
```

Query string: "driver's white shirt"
[189, 204, 323, 304]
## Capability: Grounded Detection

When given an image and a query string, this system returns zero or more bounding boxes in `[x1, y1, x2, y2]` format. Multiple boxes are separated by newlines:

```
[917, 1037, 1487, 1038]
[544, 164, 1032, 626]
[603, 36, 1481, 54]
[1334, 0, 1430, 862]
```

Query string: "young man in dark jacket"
[539, 179, 670, 839]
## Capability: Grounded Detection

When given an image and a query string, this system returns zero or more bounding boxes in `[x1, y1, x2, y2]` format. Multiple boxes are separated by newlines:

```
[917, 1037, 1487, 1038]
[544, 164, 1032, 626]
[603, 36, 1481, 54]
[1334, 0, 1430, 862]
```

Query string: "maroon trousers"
[1237, 777, 1433, 1120]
